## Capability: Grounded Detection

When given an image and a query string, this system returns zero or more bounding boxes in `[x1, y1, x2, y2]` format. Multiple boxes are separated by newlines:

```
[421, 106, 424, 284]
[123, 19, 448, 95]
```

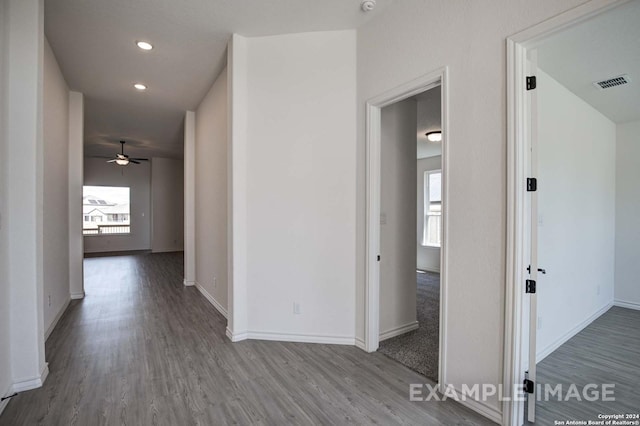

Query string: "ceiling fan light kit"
[106, 141, 149, 166]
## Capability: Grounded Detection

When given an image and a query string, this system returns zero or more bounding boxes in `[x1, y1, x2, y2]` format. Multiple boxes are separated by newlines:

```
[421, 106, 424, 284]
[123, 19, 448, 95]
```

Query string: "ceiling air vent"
[593, 74, 631, 90]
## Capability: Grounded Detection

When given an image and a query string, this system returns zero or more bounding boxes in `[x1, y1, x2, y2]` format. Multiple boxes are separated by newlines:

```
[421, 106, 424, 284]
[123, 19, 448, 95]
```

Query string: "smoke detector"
[593, 74, 631, 90]
[361, 0, 376, 12]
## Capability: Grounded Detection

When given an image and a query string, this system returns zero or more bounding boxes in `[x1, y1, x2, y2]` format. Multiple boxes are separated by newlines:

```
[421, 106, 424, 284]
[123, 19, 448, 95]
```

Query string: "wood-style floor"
[530, 306, 640, 424]
[0, 252, 492, 425]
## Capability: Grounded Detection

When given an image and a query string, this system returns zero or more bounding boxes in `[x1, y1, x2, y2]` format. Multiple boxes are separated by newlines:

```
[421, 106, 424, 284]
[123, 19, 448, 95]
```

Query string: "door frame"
[364, 67, 449, 388]
[504, 1, 630, 424]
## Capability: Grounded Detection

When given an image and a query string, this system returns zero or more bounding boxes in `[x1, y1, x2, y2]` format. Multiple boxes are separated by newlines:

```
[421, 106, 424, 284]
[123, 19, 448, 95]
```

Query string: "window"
[83, 186, 131, 235]
[422, 170, 442, 247]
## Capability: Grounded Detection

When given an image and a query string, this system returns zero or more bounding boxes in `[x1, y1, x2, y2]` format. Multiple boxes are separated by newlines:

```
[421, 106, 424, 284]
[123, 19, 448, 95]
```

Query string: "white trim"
[536, 303, 612, 363]
[504, 2, 631, 425]
[417, 266, 440, 274]
[194, 281, 228, 318]
[379, 321, 419, 341]
[70, 291, 84, 300]
[226, 327, 247, 342]
[447, 387, 503, 424]
[365, 68, 449, 392]
[0, 382, 12, 416]
[355, 336, 366, 351]
[183, 279, 195, 287]
[614, 299, 640, 311]
[45, 297, 71, 341]
[244, 331, 355, 345]
[12, 364, 49, 393]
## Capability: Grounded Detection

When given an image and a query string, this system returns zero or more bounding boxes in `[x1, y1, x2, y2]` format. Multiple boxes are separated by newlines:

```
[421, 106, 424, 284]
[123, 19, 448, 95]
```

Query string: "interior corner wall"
[416, 156, 441, 272]
[151, 157, 184, 253]
[380, 99, 418, 337]
[242, 30, 357, 341]
[614, 120, 640, 310]
[83, 158, 151, 253]
[194, 67, 228, 313]
[42, 36, 70, 337]
[536, 69, 616, 360]
[0, 0, 11, 406]
[356, 0, 586, 419]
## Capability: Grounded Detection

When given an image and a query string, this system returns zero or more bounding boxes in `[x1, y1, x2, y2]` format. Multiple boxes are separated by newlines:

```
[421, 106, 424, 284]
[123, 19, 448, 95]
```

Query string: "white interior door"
[526, 50, 539, 423]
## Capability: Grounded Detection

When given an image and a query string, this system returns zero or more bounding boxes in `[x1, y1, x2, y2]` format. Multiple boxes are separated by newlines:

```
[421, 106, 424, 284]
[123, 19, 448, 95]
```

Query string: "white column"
[68, 91, 84, 299]
[183, 111, 196, 286]
[6, 0, 48, 390]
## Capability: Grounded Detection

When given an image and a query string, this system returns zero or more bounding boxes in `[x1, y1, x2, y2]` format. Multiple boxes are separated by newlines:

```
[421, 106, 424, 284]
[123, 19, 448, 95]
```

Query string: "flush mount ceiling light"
[134, 83, 147, 91]
[426, 131, 442, 142]
[136, 41, 153, 50]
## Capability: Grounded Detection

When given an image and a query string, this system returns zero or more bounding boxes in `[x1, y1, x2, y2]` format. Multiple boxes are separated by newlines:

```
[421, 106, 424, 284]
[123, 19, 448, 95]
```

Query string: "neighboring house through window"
[82, 186, 131, 235]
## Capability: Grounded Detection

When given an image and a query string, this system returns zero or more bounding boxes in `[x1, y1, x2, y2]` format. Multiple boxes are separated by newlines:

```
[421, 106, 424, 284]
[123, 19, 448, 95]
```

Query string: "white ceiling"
[537, 0, 640, 124]
[44, 0, 390, 159]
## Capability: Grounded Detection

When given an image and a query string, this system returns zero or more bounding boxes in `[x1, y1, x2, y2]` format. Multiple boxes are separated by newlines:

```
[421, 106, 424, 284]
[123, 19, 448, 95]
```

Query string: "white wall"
[355, 0, 586, 419]
[151, 157, 184, 253]
[5, 0, 47, 392]
[380, 99, 418, 337]
[417, 156, 441, 272]
[83, 158, 151, 253]
[42, 37, 70, 338]
[233, 30, 357, 341]
[536, 69, 616, 360]
[615, 120, 640, 310]
[68, 92, 84, 299]
[194, 68, 228, 314]
[0, 0, 11, 407]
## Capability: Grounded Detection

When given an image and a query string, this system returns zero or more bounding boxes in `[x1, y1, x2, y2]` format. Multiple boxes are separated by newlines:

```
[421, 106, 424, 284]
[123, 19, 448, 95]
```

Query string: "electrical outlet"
[293, 302, 301, 315]
[213, 277, 217, 288]
[537, 316, 542, 330]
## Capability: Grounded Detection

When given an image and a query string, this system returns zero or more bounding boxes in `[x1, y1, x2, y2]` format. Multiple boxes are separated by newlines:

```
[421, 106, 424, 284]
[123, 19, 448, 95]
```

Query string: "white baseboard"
[379, 321, 419, 341]
[226, 327, 247, 342]
[13, 363, 49, 393]
[194, 281, 228, 318]
[442, 386, 502, 424]
[355, 336, 367, 351]
[183, 279, 195, 287]
[45, 297, 71, 341]
[151, 247, 184, 254]
[417, 267, 440, 274]
[614, 299, 640, 311]
[0, 382, 13, 417]
[537, 302, 612, 362]
[245, 330, 355, 345]
[70, 291, 84, 300]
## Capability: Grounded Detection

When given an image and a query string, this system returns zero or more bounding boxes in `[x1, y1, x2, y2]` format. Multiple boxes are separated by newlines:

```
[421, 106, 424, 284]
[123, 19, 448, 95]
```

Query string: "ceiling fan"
[106, 141, 149, 166]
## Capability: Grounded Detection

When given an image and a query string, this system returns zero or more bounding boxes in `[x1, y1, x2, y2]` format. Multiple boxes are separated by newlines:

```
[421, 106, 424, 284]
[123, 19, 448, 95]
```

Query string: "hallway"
[0, 253, 491, 425]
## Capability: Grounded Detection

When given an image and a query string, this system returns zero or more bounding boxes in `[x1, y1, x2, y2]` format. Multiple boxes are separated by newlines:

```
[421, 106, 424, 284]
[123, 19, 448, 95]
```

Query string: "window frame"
[422, 169, 442, 248]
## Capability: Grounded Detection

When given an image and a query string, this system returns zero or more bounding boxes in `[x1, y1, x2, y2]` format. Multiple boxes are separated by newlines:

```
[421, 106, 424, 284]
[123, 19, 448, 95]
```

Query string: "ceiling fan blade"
[129, 158, 149, 161]
[106, 159, 117, 163]
[129, 160, 141, 164]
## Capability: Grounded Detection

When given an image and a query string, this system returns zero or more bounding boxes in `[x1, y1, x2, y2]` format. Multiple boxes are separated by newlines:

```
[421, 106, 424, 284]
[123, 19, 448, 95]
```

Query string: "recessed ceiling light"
[134, 83, 147, 91]
[136, 41, 153, 50]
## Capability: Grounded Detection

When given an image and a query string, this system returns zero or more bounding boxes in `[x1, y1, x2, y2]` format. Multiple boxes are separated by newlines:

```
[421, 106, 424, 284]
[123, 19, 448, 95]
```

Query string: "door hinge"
[526, 76, 537, 90]
[523, 379, 535, 394]
[527, 178, 537, 192]
[526, 279, 536, 294]
[377, 255, 380, 261]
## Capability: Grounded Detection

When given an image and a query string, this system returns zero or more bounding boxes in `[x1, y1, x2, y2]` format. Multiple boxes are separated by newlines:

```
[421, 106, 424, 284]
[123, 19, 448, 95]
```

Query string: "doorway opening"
[364, 68, 448, 388]
[506, 1, 639, 424]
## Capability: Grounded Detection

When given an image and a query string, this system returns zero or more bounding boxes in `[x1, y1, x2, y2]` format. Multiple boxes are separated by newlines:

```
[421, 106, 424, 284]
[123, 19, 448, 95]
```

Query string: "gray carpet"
[378, 271, 440, 382]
